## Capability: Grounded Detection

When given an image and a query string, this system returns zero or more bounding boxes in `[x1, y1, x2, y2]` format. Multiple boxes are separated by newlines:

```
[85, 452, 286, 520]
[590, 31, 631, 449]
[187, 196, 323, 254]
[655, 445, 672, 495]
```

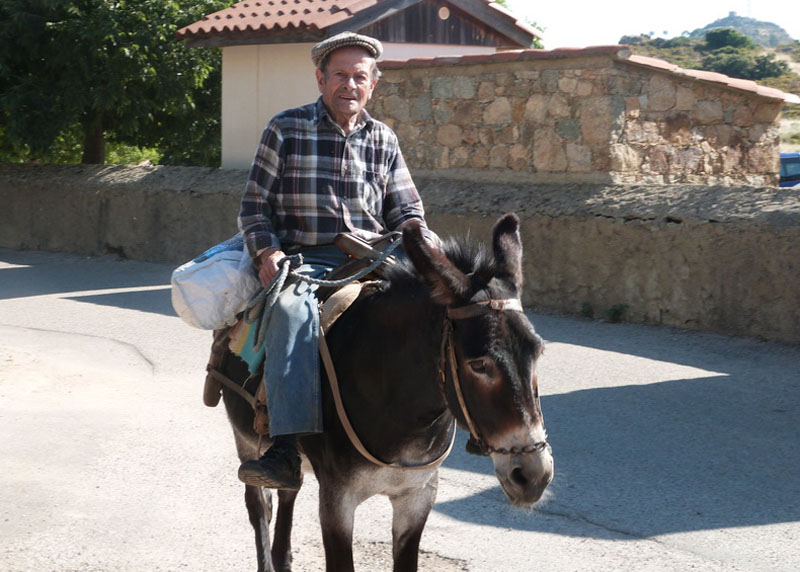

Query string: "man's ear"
[365, 76, 378, 103]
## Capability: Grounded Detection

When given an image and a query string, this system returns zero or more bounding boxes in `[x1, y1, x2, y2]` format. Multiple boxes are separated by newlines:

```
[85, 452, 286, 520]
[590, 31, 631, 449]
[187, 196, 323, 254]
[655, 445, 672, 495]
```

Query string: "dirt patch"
[773, 51, 800, 75]
[290, 540, 469, 571]
[780, 118, 800, 152]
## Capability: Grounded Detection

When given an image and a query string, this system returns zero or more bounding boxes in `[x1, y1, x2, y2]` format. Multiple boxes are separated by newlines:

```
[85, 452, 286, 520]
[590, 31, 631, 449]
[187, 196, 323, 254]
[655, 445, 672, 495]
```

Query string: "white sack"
[171, 234, 261, 330]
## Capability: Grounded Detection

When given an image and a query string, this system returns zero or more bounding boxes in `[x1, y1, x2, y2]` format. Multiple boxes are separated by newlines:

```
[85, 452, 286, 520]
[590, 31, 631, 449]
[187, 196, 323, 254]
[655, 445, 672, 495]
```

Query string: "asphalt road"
[1, 248, 799, 572]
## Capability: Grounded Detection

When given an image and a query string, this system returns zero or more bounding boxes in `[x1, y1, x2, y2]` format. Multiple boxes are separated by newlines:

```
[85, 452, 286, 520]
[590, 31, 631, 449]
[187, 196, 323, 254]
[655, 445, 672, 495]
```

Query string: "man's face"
[316, 46, 378, 127]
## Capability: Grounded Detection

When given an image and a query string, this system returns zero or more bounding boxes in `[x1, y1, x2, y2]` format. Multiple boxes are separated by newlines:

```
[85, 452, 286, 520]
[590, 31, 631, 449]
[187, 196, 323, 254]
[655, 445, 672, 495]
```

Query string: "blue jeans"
[262, 245, 349, 437]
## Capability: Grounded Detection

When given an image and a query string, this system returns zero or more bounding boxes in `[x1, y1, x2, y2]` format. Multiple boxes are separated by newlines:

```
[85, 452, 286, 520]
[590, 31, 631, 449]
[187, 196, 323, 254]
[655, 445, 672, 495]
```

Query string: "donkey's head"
[403, 213, 553, 506]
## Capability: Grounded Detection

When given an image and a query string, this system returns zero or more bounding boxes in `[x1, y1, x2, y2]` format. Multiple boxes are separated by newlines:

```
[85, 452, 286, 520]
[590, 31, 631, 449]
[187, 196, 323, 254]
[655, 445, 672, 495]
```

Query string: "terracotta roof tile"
[379, 46, 628, 69]
[627, 54, 800, 104]
[176, 0, 371, 39]
[177, 0, 538, 45]
[379, 47, 800, 104]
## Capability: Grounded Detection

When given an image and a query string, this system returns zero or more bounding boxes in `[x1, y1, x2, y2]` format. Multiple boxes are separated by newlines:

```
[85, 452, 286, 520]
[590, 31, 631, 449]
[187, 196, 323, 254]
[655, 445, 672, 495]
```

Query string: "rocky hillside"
[688, 11, 793, 47]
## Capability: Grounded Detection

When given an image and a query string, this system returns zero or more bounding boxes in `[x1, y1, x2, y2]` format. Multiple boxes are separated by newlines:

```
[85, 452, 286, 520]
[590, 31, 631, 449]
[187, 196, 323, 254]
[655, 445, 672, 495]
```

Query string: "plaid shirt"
[238, 97, 427, 256]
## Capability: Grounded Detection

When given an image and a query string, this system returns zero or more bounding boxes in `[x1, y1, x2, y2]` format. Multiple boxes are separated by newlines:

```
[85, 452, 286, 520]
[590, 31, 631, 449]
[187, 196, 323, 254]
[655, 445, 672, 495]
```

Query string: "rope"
[243, 239, 402, 354]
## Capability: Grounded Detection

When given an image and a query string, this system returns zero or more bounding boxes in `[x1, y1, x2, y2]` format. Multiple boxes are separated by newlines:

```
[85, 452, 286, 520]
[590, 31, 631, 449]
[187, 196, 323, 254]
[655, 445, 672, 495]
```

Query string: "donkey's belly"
[345, 463, 439, 500]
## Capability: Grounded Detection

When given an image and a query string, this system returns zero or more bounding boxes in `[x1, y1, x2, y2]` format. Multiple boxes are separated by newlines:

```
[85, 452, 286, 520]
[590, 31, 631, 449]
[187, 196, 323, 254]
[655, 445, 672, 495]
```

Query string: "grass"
[780, 119, 800, 152]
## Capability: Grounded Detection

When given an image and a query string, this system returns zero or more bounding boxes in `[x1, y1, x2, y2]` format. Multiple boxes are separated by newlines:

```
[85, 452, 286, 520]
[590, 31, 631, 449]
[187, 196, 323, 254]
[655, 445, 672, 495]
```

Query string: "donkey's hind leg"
[244, 484, 274, 572]
[271, 488, 299, 572]
[389, 472, 439, 572]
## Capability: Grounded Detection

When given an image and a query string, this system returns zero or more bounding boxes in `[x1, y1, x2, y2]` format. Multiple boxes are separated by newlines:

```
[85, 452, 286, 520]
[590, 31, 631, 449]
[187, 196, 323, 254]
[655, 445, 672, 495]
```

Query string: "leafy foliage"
[0, 0, 227, 165]
[751, 53, 791, 79]
[701, 46, 754, 78]
[494, 0, 545, 49]
[700, 47, 789, 80]
[620, 28, 799, 120]
[704, 28, 755, 50]
[621, 29, 792, 81]
[620, 34, 705, 69]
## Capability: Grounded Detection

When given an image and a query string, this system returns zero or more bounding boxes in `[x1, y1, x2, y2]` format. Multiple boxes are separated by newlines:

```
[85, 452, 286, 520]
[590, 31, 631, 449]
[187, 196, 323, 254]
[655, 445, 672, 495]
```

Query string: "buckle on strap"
[446, 298, 523, 320]
[489, 299, 521, 311]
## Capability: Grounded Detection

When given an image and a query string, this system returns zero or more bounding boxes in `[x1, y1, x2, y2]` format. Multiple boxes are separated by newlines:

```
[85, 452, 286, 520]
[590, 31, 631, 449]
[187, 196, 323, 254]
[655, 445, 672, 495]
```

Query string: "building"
[177, 0, 539, 168]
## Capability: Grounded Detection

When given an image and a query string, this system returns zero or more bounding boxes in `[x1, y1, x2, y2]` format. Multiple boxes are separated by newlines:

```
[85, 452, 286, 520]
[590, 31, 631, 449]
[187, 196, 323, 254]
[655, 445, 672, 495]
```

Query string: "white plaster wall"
[222, 43, 318, 169]
[382, 43, 496, 60]
[221, 42, 497, 169]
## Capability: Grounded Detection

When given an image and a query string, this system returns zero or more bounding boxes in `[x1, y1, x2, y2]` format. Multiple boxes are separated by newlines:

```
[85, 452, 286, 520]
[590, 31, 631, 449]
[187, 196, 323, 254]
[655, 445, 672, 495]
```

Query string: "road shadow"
[5, 249, 800, 540]
[65, 288, 175, 317]
[437, 368, 800, 538]
[0, 249, 176, 317]
[530, 311, 800, 376]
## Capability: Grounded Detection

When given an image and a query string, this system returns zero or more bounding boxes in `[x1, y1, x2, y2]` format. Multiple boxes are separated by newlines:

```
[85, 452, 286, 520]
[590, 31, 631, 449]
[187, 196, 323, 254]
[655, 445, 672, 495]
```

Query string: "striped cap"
[311, 32, 383, 68]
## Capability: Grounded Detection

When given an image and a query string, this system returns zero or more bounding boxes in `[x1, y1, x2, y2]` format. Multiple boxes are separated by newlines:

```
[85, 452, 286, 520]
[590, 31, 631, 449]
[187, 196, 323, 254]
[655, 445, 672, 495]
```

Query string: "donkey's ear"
[402, 220, 470, 306]
[492, 213, 523, 293]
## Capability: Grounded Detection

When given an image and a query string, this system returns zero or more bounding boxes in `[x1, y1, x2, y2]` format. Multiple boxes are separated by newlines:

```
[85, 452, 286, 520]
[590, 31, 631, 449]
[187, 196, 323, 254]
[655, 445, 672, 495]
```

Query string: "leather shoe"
[238, 437, 302, 489]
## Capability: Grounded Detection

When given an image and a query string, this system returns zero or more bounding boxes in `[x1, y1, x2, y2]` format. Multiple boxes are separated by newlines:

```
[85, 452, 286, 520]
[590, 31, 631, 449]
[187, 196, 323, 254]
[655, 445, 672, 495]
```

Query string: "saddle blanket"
[227, 282, 365, 374]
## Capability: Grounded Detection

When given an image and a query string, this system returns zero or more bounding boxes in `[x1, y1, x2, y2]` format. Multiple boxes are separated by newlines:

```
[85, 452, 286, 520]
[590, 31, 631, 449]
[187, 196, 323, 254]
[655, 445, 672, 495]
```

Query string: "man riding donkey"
[234, 32, 444, 490]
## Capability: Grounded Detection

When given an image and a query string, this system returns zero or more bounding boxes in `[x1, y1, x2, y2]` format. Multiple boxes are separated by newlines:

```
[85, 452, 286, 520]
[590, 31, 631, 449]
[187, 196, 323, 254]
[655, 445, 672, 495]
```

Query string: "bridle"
[440, 297, 550, 456]
[320, 296, 549, 471]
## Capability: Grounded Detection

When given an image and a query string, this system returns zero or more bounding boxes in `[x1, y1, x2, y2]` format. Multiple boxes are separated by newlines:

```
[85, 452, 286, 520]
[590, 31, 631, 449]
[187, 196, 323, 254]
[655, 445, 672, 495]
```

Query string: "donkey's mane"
[383, 235, 493, 295]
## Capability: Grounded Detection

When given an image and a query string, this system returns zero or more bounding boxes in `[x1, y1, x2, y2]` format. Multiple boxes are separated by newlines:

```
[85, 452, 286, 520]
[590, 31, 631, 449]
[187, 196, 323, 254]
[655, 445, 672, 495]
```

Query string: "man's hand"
[257, 248, 286, 287]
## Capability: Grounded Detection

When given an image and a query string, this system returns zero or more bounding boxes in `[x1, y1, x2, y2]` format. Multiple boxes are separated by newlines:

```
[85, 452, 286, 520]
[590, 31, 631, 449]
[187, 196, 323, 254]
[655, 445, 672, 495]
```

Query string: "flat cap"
[311, 32, 383, 68]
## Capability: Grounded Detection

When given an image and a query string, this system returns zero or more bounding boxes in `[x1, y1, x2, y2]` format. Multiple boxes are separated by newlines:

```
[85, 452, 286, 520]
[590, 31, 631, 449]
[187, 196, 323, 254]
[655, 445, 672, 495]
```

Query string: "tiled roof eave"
[175, 0, 356, 40]
[624, 54, 800, 105]
[379, 46, 799, 105]
[176, 22, 326, 47]
[176, 0, 537, 46]
[379, 46, 629, 69]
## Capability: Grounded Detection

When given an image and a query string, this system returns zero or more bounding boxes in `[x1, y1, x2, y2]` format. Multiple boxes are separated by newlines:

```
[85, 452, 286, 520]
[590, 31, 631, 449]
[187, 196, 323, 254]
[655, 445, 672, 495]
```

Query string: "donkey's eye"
[468, 359, 488, 374]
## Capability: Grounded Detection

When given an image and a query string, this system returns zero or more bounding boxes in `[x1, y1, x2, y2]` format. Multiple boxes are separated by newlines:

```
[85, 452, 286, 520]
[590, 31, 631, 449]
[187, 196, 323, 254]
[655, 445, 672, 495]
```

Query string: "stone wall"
[1, 164, 799, 344]
[0, 164, 244, 263]
[373, 48, 783, 186]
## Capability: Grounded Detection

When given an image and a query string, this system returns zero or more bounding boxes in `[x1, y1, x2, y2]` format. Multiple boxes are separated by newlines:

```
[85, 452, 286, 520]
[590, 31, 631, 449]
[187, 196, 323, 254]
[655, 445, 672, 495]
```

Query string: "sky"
[503, 0, 800, 49]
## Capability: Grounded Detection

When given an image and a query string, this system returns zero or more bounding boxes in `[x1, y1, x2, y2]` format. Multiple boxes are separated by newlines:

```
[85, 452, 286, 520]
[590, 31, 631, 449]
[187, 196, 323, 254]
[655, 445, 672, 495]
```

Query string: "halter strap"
[446, 298, 523, 320]
[442, 297, 548, 456]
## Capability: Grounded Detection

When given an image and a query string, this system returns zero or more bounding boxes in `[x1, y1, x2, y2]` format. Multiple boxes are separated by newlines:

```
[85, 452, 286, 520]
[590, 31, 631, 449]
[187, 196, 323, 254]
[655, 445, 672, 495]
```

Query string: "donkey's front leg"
[389, 471, 439, 572]
[271, 488, 299, 572]
[318, 483, 358, 572]
[244, 484, 274, 572]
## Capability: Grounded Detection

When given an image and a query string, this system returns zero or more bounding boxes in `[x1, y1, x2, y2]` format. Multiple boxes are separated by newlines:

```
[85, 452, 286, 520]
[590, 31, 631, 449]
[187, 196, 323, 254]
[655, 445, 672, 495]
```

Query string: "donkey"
[218, 213, 553, 571]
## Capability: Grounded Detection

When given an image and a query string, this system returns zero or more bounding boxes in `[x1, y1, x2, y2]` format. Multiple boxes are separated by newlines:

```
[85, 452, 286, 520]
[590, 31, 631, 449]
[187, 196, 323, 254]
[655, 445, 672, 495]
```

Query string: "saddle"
[201, 233, 399, 435]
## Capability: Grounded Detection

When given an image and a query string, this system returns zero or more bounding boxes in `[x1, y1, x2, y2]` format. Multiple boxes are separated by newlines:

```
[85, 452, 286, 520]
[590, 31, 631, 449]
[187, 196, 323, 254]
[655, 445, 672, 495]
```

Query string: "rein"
[249, 237, 455, 471]
[319, 332, 457, 470]
[441, 298, 549, 456]
[243, 239, 402, 355]
[322, 295, 547, 471]
[240, 241, 546, 469]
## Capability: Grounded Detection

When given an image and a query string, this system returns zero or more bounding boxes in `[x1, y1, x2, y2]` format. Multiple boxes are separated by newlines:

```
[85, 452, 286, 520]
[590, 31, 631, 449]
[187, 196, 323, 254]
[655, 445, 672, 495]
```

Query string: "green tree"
[0, 0, 227, 165]
[751, 53, 790, 80]
[701, 46, 756, 79]
[704, 28, 754, 50]
[702, 47, 790, 80]
[493, 0, 545, 49]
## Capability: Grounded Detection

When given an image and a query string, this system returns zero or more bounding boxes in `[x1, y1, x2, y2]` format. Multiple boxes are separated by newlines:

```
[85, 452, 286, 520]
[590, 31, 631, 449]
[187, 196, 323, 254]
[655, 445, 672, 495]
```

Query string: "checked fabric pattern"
[238, 98, 426, 256]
